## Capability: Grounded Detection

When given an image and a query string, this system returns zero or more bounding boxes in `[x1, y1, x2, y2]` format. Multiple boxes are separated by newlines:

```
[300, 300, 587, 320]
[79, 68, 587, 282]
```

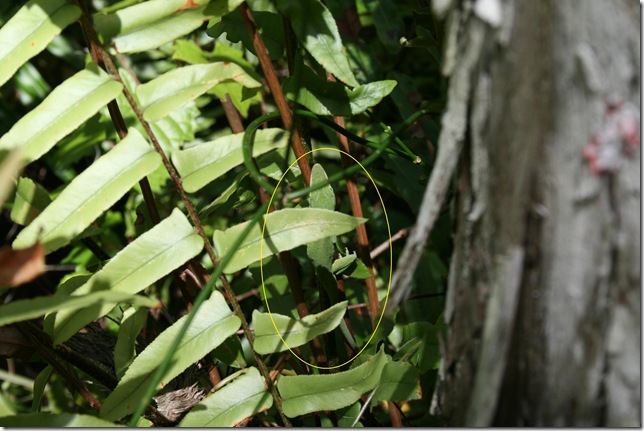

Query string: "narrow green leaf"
[337, 402, 363, 427]
[309, 163, 335, 212]
[0, 64, 123, 164]
[333, 254, 371, 279]
[0, 413, 121, 427]
[0, 290, 156, 329]
[278, 349, 390, 417]
[172, 39, 210, 64]
[0, 150, 22, 208]
[0, 0, 80, 88]
[371, 361, 421, 404]
[12, 128, 161, 254]
[95, 0, 209, 40]
[10, 177, 51, 226]
[213, 208, 367, 273]
[172, 128, 288, 192]
[100, 291, 241, 422]
[275, 0, 359, 87]
[138, 63, 261, 122]
[112, 6, 214, 53]
[284, 65, 396, 116]
[178, 367, 272, 427]
[307, 164, 335, 275]
[331, 252, 357, 274]
[253, 301, 347, 354]
[30, 365, 52, 413]
[53, 209, 204, 345]
[114, 307, 148, 380]
[212, 334, 247, 369]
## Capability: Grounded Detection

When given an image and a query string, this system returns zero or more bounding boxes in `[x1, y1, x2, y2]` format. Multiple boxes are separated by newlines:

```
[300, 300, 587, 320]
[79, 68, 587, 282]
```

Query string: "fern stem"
[327, 72, 380, 328]
[239, 2, 312, 186]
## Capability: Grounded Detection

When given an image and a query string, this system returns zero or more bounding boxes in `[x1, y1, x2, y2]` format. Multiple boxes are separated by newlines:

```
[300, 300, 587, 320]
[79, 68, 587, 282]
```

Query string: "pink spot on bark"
[583, 98, 640, 175]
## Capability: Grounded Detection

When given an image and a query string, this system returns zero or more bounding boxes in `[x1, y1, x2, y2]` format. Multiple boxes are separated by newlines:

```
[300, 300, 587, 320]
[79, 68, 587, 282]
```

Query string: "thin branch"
[15, 322, 102, 411]
[370, 227, 409, 260]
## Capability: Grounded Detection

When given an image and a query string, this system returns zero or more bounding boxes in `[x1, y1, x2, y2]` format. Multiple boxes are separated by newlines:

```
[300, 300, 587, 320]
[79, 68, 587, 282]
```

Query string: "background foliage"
[0, 0, 450, 426]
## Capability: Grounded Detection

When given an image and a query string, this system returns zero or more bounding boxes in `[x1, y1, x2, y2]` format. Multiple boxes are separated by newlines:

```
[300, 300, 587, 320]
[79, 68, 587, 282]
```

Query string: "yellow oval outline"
[260, 148, 392, 370]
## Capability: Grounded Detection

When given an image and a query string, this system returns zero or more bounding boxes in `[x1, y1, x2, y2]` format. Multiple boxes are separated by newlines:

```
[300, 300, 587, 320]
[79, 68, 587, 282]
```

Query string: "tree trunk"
[430, 0, 640, 426]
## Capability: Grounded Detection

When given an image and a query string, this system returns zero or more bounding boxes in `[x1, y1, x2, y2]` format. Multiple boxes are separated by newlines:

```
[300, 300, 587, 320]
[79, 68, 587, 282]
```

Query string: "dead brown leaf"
[0, 243, 46, 288]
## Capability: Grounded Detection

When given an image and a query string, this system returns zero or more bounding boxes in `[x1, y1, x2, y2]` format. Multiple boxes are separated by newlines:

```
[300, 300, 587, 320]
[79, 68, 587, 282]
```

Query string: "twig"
[352, 385, 379, 427]
[370, 228, 409, 260]
[15, 322, 102, 411]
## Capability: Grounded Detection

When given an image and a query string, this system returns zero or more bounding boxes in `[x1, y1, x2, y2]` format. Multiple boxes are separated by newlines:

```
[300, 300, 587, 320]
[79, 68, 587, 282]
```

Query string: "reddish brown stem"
[239, 2, 311, 186]
[327, 73, 380, 327]
[221, 94, 245, 134]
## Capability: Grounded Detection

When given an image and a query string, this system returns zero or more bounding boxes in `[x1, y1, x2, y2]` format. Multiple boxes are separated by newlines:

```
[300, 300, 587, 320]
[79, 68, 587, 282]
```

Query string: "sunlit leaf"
[371, 361, 421, 404]
[138, 63, 261, 122]
[10, 177, 51, 226]
[95, 0, 212, 53]
[284, 65, 396, 116]
[53, 209, 203, 345]
[0, 150, 22, 208]
[114, 307, 148, 379]
[12, 128, 161, 254]
[275, 0, 358, 87]
[0, 244, 45, 288]
[278, 349, 390, 417]
[333, 255, 371, 279]
[113, 6, 214, 53]
[0, 290, 157, 328]
[253, 301, 347, 354]
[178, 367, 271, 427]
[0, 64, 123, 165]
[0, 413, 121, 427]
[100, 291, 241, 422]
[213, 208, 367, 273]
[172, 128, 288, 192]
[0, 0, 80, 88]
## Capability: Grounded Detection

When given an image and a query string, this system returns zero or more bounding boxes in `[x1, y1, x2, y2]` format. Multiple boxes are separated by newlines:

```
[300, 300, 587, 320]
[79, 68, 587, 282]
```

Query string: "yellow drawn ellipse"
[260, 148, 392, 370]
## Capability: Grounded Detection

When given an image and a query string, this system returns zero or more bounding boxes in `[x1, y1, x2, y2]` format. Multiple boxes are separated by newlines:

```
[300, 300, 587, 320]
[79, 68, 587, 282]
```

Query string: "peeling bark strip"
[432, 0, 640, 426]
[386, 3, 496, 315]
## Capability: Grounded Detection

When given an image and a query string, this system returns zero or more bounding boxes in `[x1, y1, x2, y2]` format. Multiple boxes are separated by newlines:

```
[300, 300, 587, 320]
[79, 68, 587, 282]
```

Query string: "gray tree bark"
[425, 0, 640, 426]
